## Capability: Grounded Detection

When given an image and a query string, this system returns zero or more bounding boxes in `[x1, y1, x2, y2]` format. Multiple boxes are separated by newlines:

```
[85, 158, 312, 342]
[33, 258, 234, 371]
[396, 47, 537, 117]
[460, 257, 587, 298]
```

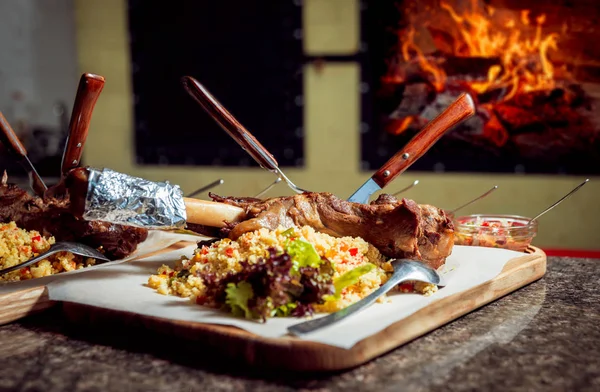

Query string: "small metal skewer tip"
[254, 177, 282, 198]
[186, 179, 224, 198]
[450, 185, 498, 214]
[273, 169, 308, 194]
[528, 179, 589, 224]
[393, 180, 419, 196]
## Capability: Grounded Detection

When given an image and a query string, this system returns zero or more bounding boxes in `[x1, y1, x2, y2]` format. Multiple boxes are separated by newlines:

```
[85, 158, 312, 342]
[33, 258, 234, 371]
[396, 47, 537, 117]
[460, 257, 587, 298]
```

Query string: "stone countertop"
[1, 256, 599, 392]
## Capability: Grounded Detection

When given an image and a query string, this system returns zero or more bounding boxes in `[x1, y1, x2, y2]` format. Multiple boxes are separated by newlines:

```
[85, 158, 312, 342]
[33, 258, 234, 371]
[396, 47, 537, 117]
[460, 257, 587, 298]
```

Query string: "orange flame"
[401, 27, 447, 92]
[389, 0, 561, 101]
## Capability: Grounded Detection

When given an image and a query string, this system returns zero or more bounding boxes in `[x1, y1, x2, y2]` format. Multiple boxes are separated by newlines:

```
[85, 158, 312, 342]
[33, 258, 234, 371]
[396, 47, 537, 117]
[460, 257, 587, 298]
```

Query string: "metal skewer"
[528, 179, 589, 224]
[181, 76, 308, 194]
[392, 180, 419, 196]
[186, 179, 224, 198]
[450, 185, 498, 215]
[0, 111, 47, 196]
[254, 177, 282, 198]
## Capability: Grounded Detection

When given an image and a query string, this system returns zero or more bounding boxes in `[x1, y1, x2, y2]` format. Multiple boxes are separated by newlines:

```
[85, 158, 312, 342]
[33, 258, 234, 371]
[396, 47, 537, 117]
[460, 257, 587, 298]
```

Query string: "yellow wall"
[73, 0, 600, 250]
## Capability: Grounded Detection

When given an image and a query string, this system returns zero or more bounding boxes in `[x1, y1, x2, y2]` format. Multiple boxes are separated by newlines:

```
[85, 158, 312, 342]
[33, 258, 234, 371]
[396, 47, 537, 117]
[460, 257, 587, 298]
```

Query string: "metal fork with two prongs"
[0, 242, 110, 276]
[181, 76, 308, 194]
[288, 259, 445, 336]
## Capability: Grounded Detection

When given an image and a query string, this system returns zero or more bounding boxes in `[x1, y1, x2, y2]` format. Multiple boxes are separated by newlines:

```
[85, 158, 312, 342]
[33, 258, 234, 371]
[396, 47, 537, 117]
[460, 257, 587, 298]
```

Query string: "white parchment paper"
[0, 230, 207, 294]
[46, 244, 525, 349]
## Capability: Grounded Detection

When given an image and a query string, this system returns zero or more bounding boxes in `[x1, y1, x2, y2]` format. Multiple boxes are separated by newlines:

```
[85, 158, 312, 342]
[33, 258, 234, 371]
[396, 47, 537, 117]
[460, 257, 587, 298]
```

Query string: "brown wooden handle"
[0, 111, 28, 157]
[372, 93, 476, 188]
[181, 76, 279, 171]
[61, 73, 105, 177]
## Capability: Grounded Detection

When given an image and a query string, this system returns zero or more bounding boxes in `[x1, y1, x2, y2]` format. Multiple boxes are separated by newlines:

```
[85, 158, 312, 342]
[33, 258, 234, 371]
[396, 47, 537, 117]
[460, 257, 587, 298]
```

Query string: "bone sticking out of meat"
[0, 171, 147, 260]
[59, 167, 453, 267]
[209, 192, 454, 269]
[63, 167, 246, 229]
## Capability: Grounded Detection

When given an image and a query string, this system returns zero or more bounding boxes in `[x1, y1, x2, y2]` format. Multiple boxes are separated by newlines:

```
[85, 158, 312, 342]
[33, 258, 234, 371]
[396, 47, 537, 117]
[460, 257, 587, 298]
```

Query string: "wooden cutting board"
[0, 242, 195, 326]
[54, 246, 546, 372]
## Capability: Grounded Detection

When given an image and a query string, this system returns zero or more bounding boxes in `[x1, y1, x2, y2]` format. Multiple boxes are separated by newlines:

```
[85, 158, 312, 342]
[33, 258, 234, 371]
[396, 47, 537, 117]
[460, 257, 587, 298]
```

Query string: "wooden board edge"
[0, 286, 54, 326]
[346, 246, 547, 365]
[62, 246, 547, 372]
[0, 241, 196, 325]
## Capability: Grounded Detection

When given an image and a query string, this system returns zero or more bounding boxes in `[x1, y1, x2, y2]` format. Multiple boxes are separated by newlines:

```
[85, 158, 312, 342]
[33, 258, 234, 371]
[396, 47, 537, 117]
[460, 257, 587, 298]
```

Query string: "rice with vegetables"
[148, 225, 438, 320]
[0, 221, 96, 282]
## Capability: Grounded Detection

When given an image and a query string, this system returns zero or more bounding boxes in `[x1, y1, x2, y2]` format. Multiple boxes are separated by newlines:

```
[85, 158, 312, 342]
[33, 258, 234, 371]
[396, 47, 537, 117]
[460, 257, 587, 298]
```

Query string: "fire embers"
[375, 1, 600, 174]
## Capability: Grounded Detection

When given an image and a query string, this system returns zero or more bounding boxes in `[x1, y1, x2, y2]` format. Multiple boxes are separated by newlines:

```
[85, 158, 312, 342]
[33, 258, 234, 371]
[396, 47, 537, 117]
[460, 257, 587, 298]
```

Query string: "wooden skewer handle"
[62, 73, 105, 177]
[372, 93, 476, 188]
[0, 111, 28, 157]
[183, 197, 246, 228]
[181, 76, 279, 172]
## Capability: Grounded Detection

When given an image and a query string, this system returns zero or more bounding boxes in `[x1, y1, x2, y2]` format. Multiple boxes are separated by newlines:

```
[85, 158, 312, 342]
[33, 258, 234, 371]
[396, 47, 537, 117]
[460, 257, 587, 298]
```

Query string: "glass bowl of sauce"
[453, 214, 537, 252]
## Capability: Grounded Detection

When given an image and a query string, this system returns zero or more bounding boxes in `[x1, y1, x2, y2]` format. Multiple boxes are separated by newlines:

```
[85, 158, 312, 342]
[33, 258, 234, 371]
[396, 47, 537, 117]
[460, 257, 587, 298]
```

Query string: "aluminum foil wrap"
[83, 168, 187, 229]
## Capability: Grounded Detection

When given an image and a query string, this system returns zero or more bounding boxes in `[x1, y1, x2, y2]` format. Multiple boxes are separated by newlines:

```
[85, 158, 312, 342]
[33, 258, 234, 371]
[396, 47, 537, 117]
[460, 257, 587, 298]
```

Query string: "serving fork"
[287, 259, 445, 336]
[0, 242, 110, 276]
[181, 76, 308, 194]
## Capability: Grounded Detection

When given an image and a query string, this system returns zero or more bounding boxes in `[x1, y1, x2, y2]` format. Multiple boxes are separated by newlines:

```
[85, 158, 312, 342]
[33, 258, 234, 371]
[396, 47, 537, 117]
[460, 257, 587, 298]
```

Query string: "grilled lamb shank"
[209, 192, 454, 269]
[0, 173, 148, 260]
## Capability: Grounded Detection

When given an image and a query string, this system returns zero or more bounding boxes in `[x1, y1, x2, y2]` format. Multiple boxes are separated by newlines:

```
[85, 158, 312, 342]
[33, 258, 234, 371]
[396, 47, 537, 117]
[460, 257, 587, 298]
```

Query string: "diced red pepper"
[31, 235, 41, 242]
[398, 282, 414, 292]
[349, 248, 358, 257]
[225, 247, 234, 257]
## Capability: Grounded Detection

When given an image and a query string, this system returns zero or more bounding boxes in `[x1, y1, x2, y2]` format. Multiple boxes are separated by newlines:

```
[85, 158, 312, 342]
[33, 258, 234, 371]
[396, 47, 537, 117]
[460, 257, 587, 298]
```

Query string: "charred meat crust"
[0, 176, 147, 260]
[209, 192, 454, 269]
[185, 223, 222, 238]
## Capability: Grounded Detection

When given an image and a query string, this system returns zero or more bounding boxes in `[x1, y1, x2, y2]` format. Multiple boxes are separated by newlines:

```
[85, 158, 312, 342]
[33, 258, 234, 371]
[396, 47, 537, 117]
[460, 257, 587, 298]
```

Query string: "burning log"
[372, 0, 600, 173]
[382, 82, 598, 167]
[383, 53, 503, 89]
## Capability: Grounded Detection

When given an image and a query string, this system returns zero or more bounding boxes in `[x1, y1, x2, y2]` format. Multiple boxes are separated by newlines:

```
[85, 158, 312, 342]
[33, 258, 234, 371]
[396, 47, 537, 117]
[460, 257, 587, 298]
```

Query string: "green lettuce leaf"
[281, 227, 296, 238]
[271, 302, 298, 317]
[281, 228, 323, 273]
[327, 263, 376, 300]
[286, 239, 322, 274]
[225, 281, 254, 319]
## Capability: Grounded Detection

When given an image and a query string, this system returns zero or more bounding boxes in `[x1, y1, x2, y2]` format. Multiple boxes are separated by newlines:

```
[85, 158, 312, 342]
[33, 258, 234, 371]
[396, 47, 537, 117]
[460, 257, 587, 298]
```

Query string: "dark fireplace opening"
[362, 0, 600, 175]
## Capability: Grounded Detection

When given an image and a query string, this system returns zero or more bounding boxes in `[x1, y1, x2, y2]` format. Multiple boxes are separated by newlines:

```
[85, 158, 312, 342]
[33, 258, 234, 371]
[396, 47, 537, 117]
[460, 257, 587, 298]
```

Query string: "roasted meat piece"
[209, 192, 454, 269]
[0, 173, 148, 260]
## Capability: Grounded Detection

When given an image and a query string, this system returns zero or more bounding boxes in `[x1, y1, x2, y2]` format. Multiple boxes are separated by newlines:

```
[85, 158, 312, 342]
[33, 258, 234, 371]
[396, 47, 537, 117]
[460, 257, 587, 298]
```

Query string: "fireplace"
[361, 0, 600, 175]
